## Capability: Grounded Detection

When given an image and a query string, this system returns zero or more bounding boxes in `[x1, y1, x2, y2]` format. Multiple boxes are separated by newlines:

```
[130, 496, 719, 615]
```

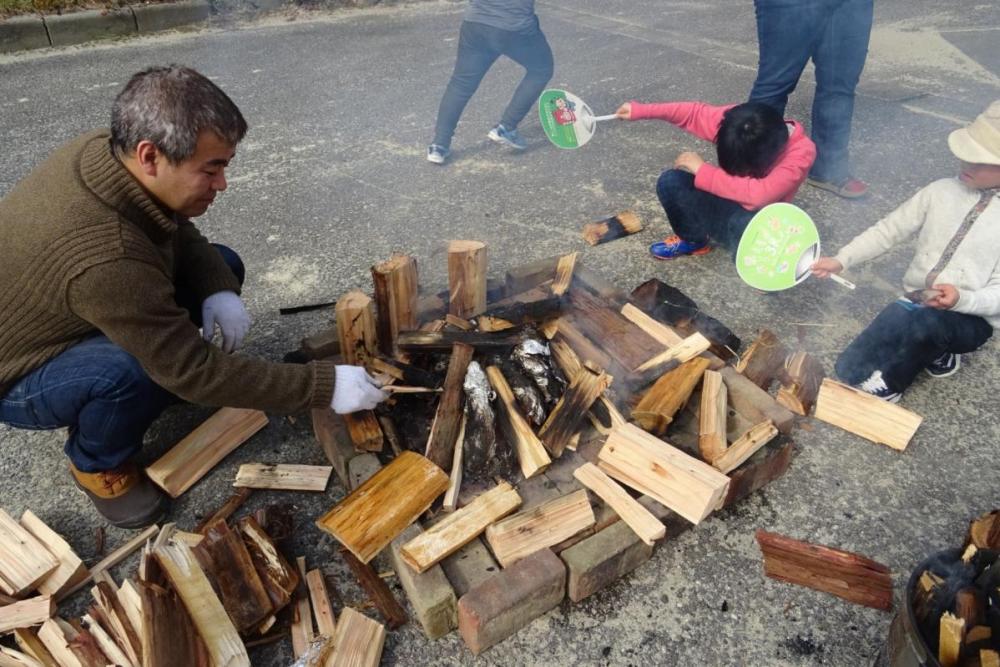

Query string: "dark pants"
[432, 19, 554, 149]
[836, 299, 993, 392]
[0, 244, 245, 473]
[748, 0, 873, 183]
[656, 169, 756, 254]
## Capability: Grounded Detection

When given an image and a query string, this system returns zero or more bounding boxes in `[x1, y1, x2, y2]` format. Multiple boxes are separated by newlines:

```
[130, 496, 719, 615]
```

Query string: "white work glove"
[331, 365, 388, 414]
[201, 291, 251, 354]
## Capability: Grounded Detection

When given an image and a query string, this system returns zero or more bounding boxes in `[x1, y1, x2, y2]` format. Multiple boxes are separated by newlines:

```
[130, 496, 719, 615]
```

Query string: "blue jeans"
[432, 19, 554, 148]
[0, 244, 245, 472]
[656, 169, 756, 254]
[748, 0, 873, 183]
[836, 299, 993, 392]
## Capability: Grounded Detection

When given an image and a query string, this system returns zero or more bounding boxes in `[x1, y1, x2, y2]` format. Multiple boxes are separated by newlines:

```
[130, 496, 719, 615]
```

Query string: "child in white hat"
[811, 100, 1000, 402]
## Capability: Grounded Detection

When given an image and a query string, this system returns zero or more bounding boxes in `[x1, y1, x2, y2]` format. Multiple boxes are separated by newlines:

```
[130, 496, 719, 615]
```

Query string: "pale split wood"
[633, 332, 711, 373]
[336, 291, 378, 365]
[0, 645, 43, 667]
[938, 611, 964, 667]
[400, 482, 522, 573]
[0, 596, 54, 634]
[620, 303, 684, 347]
[153, 537, 250, 667]
[0, 510, 58, 597]
[982, 650, 1000, 667]
[485, 489, 595, 567]
[17, 512, 88, 599]
[598, 423, 730, 524]
[316, 451, 450, 564]
[13, 628, 58, 667]
[632, 357, 711, 435]
[237, 516, 299, 614]
[477, 316, 515, 332]
[36, 619, 83, 667]
[290, 557, 314, 660]
[115, 581, 143, 648]
[442, 414, 466, 513]
[444, 314, 474, 331]
[79, 614, 133, 667]
[58, 525, 159, 602]
[573, 463, 665, 546]
[814, 379, 923, 451]
[698, 369, 728, 464]
[485, 365, 551, 479]
[328, 607, 385, 667]
[305, 569, 337, 638]
[551, 252, 578, 297]
[233, 464, 333, 492]
[447, 240, 488, 319]
[146, 408, 269, 497]
[711, 421, 778, 475]
[91, 582, 142, 666]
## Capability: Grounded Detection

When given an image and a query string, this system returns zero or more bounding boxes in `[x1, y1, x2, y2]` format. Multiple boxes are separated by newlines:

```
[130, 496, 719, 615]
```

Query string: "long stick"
[590, 114, 617, 122]
[383, 386, 442, 394]
[828, 273, 856, 290]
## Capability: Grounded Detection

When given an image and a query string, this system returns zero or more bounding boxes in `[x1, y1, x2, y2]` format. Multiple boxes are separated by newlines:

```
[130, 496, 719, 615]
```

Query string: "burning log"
[485, 366, 550, 479]
[462, 362, 497, 476]
[397, 328, 530, 352]
[495, 357, 547, 428]
[537, 366, 610, 458]
[512, 339, 566, 409]
[630, 278, 741, 360]
[424, 343, 474, 471]
[581, 210, 643, 246]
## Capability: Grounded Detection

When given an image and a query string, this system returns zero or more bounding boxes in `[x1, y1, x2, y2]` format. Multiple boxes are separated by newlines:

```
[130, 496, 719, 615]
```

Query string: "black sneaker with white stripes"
[925, 352, 960, 378]
[855, 370, 901, 403]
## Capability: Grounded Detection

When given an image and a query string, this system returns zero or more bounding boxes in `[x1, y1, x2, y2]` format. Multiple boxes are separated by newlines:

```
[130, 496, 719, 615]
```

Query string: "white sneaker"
[855, 370, 901, 403]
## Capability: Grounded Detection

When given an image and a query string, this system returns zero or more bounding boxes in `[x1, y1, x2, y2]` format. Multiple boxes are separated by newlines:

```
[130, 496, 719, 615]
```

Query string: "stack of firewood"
[911, 511, 1000, 667]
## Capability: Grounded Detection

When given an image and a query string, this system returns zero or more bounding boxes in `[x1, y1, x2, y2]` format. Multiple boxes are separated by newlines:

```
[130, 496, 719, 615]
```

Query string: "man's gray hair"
[110, 65, 248, 163]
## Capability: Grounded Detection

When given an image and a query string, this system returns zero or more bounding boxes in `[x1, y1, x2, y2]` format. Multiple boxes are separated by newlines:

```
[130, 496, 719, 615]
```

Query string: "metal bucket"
[873, 549, 961, 667]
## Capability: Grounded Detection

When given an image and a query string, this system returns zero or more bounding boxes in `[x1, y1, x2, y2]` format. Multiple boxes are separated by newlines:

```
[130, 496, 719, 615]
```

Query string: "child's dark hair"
[716, 102, 789, 178]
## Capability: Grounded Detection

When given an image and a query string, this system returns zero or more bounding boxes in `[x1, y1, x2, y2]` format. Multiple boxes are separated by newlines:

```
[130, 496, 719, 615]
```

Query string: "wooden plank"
[305, 569, 337, 638]
[328, 607, 385, 667]
[632, 357, 711, 435]
[233, 463, 333, 492]
[537, 366, 610, 457]
[632, 332, 712, 375]
[712, 420, 779, 475]
[37, 619, 83, 667]
[344, 410, 384, 453]
[0, 510, 58, 597]
[551, 252, 578, 297]
[400, 482, 522, 573]
[938, 611, 964, 667]
[137, 579, 209, 667]
[13, 628, 58, 667]
[755, 529, 893, 611]
[573, 463, 665, 546]
[485, 490, 595, 567]
[396, 328, 528, 352]
[312, 408, 355, 489]
[448, 240, 488, 319]
[776, 351, 825, 416]
[289, 557, 313, 659]
[154, 538, 249, 667]
[564, 288, 663, 373]
[719, 366, 796, 435]
[814, 379, 923, 451]
[735, 329, 789, 390]
[316, 451, 449, 564]
[193, 521, 273, 633]
[238, 516, 299, 614]
[424, 343, 475, 471]
[339, 548, 408, 630]
[581, 210, 643, 246]
[698, 369, 728, 464]
[485, 365, 551, 479]
[146, 408, 268, 497]
[336, 290, 378, 365]
[442, 414, 466, 513]
[598, 423, 730, 525]
[18, 512, 88, 599]
[371, 254, 418, 355]
[195, 488, 254, 535]
[0, 596, 54, 634]
[620, 303, 684, 347]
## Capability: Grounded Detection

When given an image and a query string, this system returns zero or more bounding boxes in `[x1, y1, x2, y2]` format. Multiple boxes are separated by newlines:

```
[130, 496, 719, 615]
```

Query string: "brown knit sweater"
[0, 130, 335, 412]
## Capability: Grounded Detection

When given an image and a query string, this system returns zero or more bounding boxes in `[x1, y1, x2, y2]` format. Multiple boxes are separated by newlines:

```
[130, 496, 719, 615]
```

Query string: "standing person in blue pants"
[427, 0, 554, 165]
[749, 0, 874, 199]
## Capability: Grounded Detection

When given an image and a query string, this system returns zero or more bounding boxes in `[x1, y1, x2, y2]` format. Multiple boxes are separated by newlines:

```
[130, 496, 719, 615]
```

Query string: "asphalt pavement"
[1, 1, 999, 664]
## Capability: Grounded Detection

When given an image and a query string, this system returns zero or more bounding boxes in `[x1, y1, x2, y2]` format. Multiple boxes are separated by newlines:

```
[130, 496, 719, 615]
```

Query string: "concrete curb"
[0, 0, 210, 54]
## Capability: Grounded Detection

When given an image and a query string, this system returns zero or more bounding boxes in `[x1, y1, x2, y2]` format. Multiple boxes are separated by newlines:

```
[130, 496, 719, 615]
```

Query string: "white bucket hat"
[949, 100, 1000, 166]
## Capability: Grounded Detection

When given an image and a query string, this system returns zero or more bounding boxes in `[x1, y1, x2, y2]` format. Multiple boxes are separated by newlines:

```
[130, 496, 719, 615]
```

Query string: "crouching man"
[0, 65, 386, 528]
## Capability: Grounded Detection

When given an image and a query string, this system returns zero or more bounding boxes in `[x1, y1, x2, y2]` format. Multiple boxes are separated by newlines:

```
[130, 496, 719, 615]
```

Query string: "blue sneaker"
[488, 124, 526, 150]
[649, 235, 712, 260]
[427, 144, 450, 165]
[925, 352, 960, 378]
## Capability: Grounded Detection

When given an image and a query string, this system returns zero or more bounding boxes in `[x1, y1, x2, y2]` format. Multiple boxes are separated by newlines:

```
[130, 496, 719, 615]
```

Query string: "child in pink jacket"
[616, 100, 816, 259]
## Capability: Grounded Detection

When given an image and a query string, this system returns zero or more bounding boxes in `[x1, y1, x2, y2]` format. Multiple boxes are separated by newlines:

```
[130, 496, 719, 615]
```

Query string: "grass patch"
[1, 0, 139, 17]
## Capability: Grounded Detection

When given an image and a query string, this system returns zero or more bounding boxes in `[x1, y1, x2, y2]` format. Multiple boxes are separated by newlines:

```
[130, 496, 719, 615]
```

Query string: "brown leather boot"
[69, 462, 169, 529]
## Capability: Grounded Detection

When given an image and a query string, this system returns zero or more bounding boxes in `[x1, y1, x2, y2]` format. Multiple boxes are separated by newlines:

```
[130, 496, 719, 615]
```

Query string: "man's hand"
[674, 151, 706, 175]
[201, 291, 251, 353]
[925, 284, 959, 309]
[810, 257, 844, 278]
[331, 365, 388, 414]
[615, 102, 632, 120]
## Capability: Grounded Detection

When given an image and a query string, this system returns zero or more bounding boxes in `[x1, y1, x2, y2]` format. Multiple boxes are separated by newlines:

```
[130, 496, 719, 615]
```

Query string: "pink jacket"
[629, 101, 816, 211]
